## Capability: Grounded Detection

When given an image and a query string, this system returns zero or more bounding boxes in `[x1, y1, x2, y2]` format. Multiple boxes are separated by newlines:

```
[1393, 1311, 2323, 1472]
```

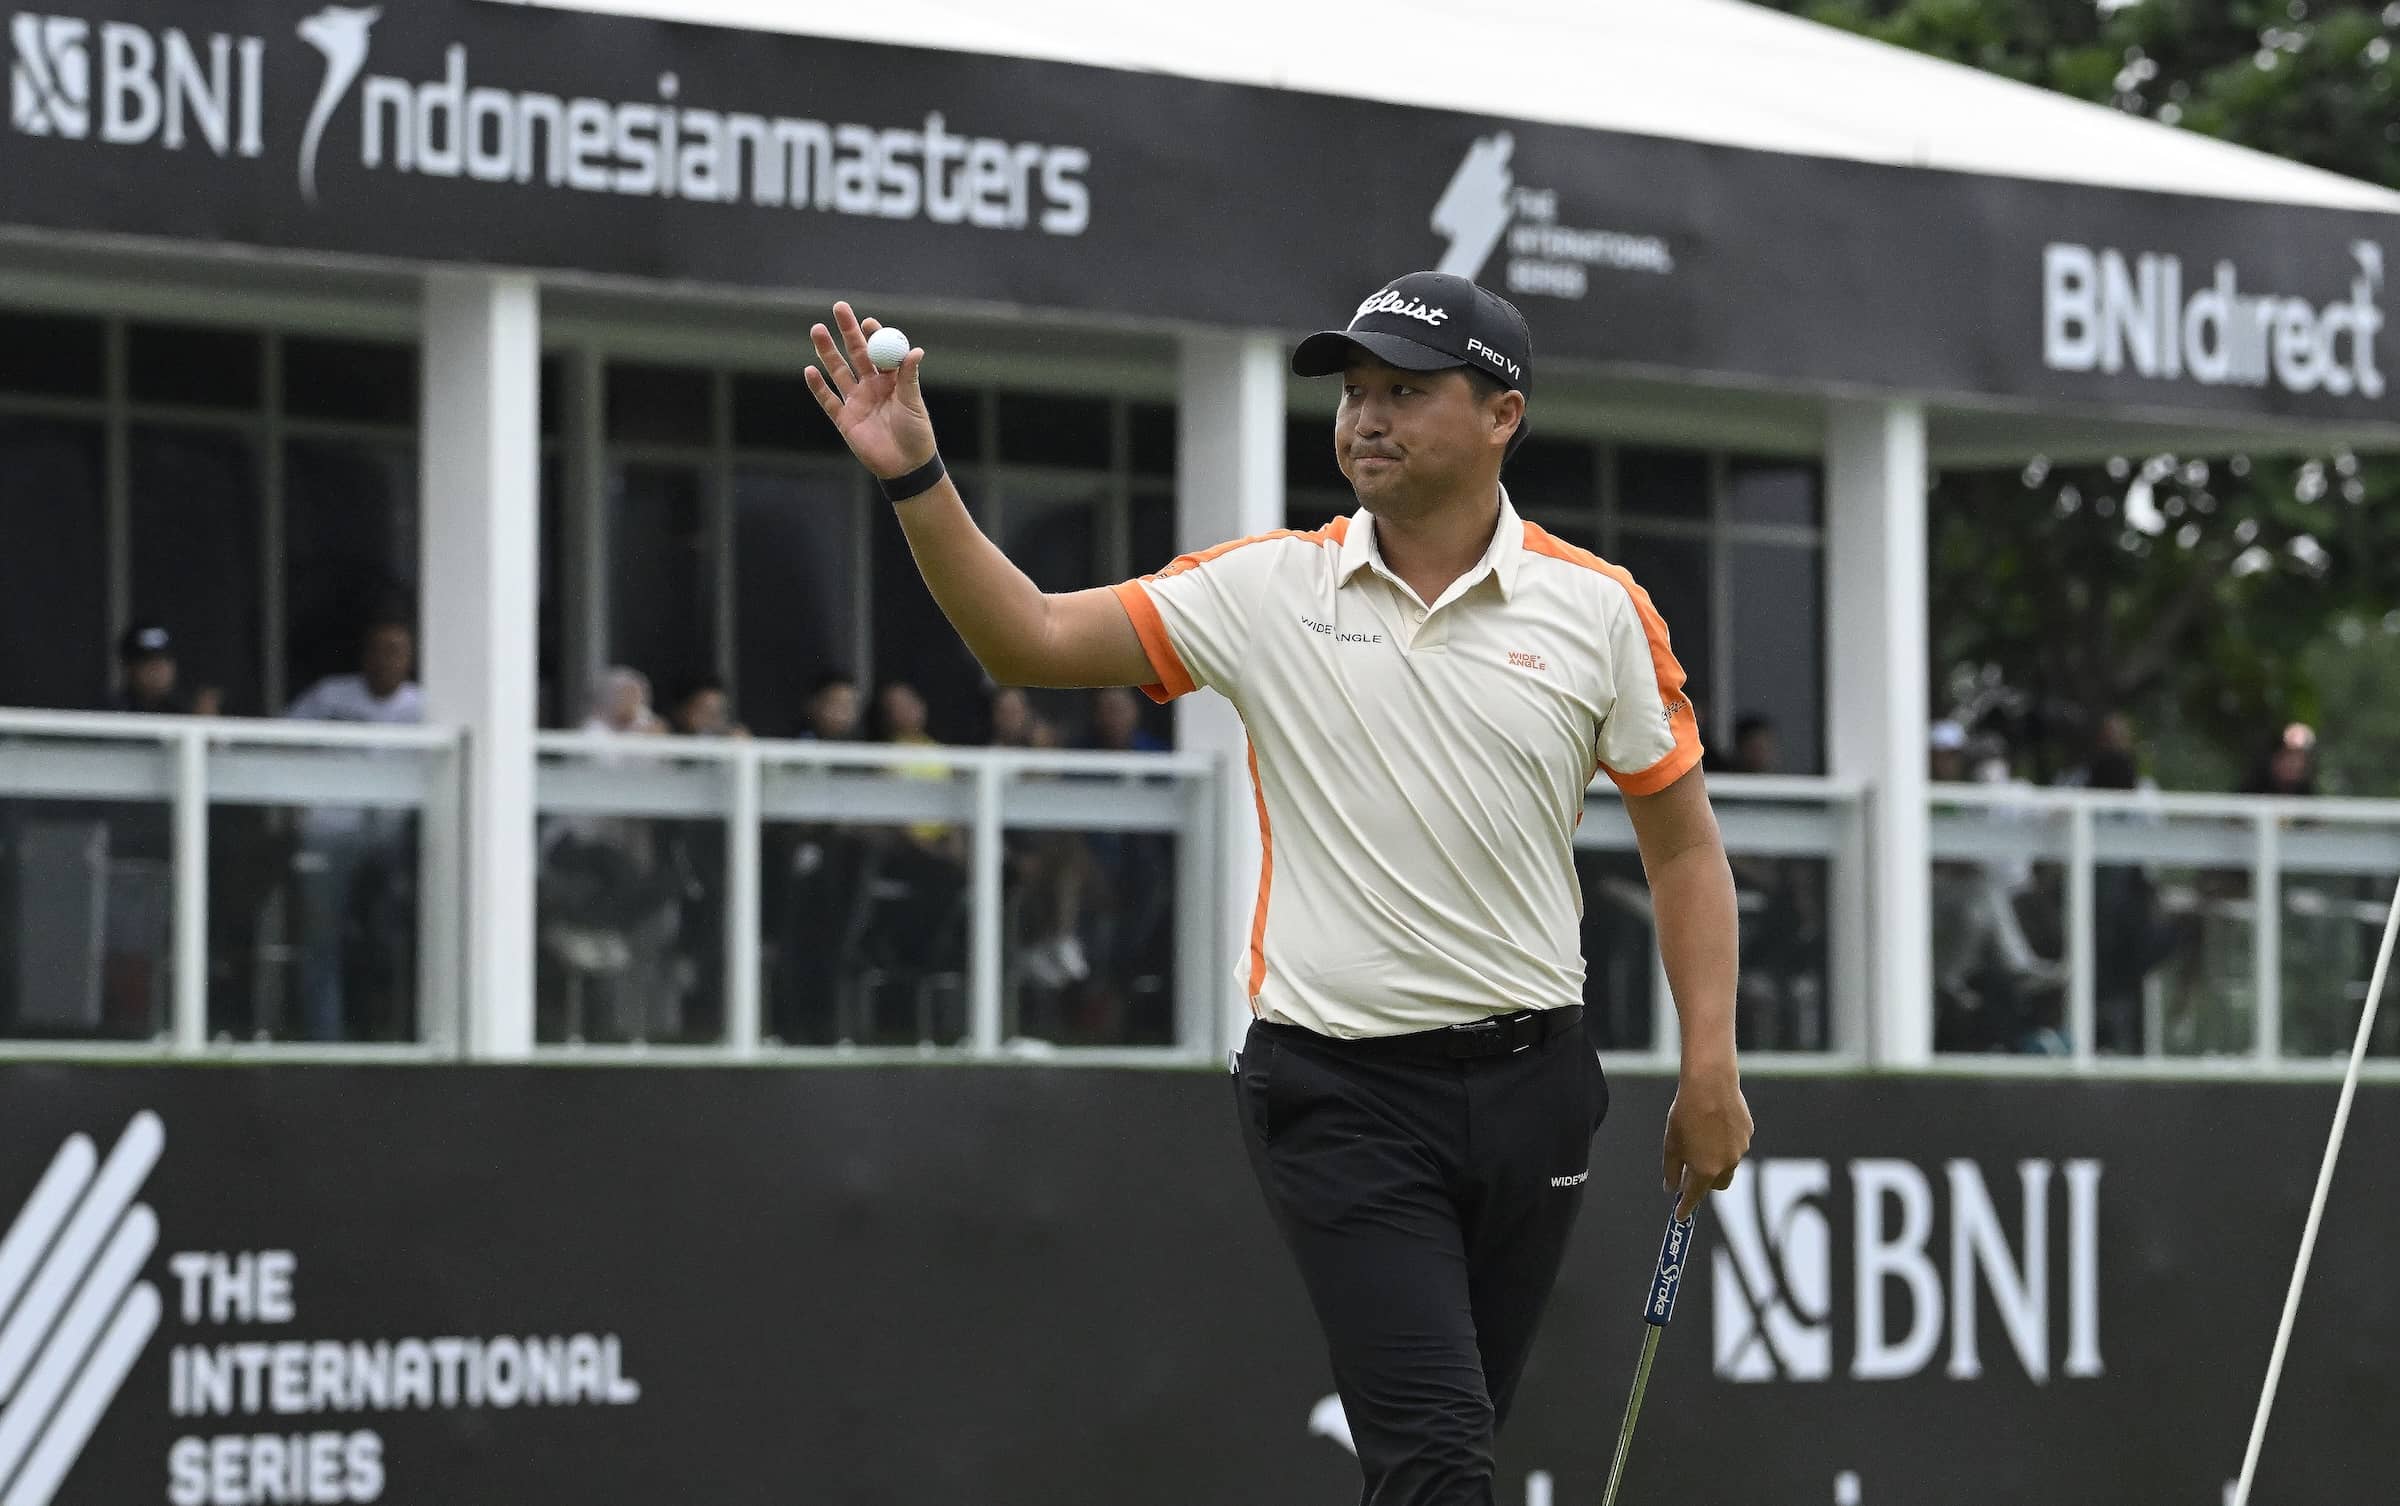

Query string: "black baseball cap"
[1292, 271, 1534, 395]
[118, 623, 173, 662]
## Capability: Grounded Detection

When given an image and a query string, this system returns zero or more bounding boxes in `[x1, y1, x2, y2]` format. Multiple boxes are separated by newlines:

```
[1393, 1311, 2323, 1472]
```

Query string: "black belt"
[1264, 1006, 1583, 1063]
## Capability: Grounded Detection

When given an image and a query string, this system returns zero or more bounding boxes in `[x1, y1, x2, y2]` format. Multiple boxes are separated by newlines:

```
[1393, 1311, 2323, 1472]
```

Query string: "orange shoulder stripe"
[1148, 524, 1336, 580]
[1111, 524, 1343, 704]
[1520, 522, 1706, 797]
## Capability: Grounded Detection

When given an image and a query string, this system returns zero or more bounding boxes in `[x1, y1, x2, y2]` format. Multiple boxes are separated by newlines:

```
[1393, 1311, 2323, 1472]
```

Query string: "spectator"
[988, 685, 1089, 999]
[2241, 722, 2318, 797]
[1723, 713, 1822, 1048]
[1730, 713, 1776, 776]
[1929, 718, 2063, 1051]
[108, 623, 219, 715]
[74, 622, 205, 1034]
[1072, 688, 1174, 1040]
[284, 619, 424, 1041]
[875, 678, 935, 744]
[668, 675, 746, 739]
[1088, 685, 1167, 754]
[770, 669, 869, 1042]
[986, 684, 1035, 748]
[799, 669, 861, 741]
[1929, 717, 1970, 782]
[2058, 712, 2145, 790]
[838, 680, 966, 1037]
[584, 666, 666, 736]
[665, 675, 744, 1038]
[546, 667, 694, 1040]
[2088, 746, 2173, 1054]
[876, 680, 962, 859]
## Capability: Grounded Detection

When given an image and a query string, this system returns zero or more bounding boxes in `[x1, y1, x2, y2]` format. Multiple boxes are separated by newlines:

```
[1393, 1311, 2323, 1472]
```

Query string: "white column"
[420, 272, 542, 1059]
[1825, 400, 1931, 1066]
[1175, 333, 1285, 1055]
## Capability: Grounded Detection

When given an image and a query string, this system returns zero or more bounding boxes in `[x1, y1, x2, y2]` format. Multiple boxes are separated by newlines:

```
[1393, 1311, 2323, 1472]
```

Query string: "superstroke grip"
[1643, 1215, 1697, 1327]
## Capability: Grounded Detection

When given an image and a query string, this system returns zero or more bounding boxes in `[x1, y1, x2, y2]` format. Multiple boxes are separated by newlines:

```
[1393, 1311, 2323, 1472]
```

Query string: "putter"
[1601, 1212, 1696, 1506]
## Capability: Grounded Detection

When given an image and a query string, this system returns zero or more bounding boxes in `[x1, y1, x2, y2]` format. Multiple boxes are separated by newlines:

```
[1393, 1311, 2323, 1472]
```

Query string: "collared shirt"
[1110, 489, 1701, 1038]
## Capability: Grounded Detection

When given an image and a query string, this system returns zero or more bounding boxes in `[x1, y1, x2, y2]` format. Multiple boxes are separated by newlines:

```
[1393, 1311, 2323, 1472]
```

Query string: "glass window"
[1506, 437, 1597, 512]
[732, 373, 847, 454]
[130, 427, 262, 715]
[1727, 543, 1824, 774]
[0, 417, 106, 708]
[996, 392, 1110, 469]
[1617, 447, 1710, 521]
[1002, 483, 1102, 595]
[1129, 484, 1176, 576]
[608, 463, 715, 701]
[285, 439, 417, 704]
[1127, 403, 1175, 476]
[606, 363, 713, 447]
[539, 450, 564, 729]
[539, 354, 564, 439]
[734, 468, 862, 738]
[128, 324, 262, 410]
[923, 388, 985, 466]
[1615, 532, 1712, 716]
[283, 337, 416, 425]
[3, 793, 177, 1040]
[1728, 462, 1820, 529]
[871, 501, 982, 740]
[0, 311, 105, 398]
[1285, 415, 1345, 493]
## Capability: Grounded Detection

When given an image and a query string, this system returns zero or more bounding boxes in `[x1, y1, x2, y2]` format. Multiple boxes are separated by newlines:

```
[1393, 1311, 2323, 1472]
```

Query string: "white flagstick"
[2229, 870, 2400, 1506]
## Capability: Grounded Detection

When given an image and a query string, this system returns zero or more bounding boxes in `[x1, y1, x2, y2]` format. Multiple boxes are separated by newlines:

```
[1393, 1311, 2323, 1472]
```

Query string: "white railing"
[529, 733, 1223, 1062]
[1582, 775, 1868, 1069]
[17, 710, 2390, 1078]
[0, 709, 463, 1058]
[1930, 782, 2400, 1073]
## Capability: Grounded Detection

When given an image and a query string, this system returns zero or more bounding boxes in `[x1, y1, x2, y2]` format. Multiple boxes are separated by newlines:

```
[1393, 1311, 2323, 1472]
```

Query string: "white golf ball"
[866, 326, 910, 372]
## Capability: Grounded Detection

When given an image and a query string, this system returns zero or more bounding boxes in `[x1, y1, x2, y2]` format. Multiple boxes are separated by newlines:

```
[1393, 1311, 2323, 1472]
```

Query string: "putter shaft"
[1600, 1325, 1662, 1506]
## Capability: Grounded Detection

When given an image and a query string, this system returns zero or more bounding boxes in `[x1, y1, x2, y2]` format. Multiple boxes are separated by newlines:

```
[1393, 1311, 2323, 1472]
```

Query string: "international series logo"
[1431, 130, 1675, 303]
[1, 1116, 641, 1505]
[0, 1113, 165, 1506]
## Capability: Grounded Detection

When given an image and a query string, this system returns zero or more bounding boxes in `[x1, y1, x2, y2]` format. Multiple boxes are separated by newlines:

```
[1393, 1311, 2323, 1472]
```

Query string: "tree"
[1758, 0, 2400, 791]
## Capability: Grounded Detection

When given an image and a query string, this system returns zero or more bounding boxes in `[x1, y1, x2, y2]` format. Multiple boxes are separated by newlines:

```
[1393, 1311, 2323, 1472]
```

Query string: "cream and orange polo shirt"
[1109, 488, 1703, 1039]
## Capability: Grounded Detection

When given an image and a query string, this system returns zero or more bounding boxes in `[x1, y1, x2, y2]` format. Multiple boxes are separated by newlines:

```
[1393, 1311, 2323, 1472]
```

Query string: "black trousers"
[1234, 1011, 1610, 1506]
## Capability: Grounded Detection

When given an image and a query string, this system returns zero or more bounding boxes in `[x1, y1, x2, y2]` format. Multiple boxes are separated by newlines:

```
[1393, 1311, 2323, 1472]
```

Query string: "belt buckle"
[1444, 1017, 1504, 1058]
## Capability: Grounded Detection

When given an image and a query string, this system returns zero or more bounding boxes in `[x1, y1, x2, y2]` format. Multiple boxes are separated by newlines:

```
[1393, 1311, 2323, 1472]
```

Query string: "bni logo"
[7, 13, 262, 154]
[0, 1113, 166, 1506]
[1713, 1155, 2104, 1386]
[1713, 1159, 1835, 1381]
[8, 14, 86, 137]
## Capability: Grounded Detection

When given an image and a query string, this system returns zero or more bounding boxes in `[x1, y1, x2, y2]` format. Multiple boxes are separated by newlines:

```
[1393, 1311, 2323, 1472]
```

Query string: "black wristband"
[878, 452, 946, 503]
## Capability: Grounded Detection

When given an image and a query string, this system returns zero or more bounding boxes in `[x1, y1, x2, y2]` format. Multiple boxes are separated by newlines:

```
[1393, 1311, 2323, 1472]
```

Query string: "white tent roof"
[493, 0, 2400, 213]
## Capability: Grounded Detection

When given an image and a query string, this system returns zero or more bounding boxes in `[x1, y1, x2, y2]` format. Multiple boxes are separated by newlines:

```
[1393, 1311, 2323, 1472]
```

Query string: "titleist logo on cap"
[1354, 290, 1449, 327]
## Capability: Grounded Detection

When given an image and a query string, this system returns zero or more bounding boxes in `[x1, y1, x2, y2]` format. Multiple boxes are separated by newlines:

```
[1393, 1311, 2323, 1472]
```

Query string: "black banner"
[3, 0, 2397, 423]
[0, 1063, 2393, 1505]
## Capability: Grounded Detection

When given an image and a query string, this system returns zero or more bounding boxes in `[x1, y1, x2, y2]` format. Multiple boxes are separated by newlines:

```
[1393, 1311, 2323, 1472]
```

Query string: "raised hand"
[803, 301, 936, 481]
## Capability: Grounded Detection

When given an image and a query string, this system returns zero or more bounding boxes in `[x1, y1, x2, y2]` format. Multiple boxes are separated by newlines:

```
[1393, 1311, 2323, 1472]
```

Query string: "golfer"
[805, 272, 1752, 1504]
